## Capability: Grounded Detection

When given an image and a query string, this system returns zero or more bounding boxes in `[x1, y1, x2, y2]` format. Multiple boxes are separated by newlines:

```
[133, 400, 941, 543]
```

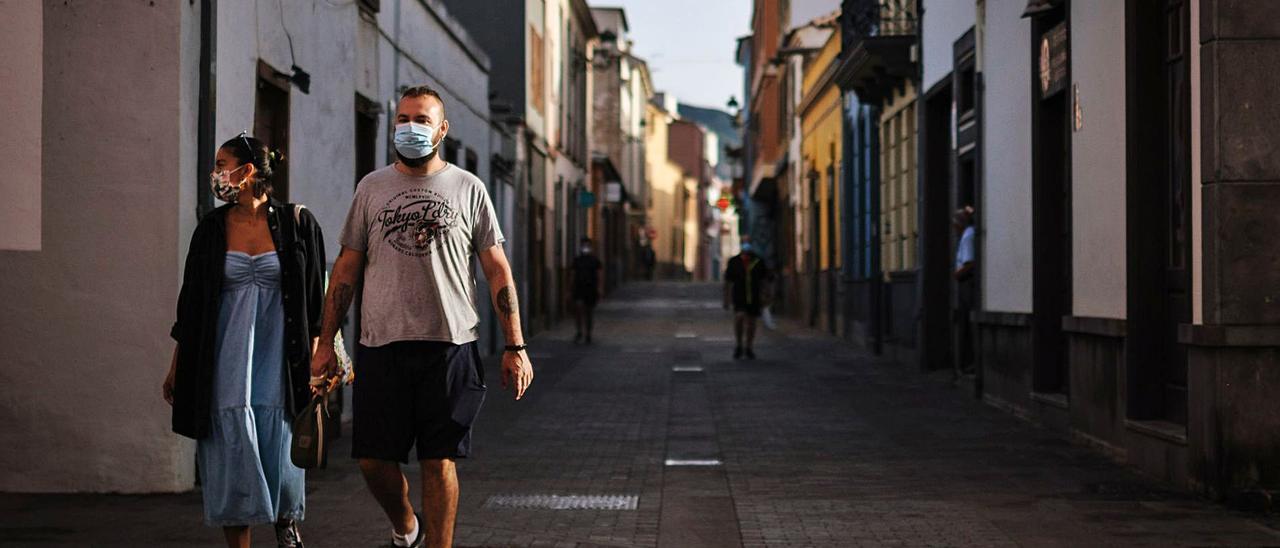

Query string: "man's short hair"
[400, 85, 446, 117]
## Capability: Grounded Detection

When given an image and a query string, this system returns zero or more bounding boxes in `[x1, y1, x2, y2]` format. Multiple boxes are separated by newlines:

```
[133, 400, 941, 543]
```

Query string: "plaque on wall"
[1038, 22, 1068, 98]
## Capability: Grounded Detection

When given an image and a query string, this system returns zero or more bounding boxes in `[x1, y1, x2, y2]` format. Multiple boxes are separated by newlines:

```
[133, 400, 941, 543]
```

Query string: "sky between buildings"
[602, 0, 751, 110]
[602, 0, 841, 111]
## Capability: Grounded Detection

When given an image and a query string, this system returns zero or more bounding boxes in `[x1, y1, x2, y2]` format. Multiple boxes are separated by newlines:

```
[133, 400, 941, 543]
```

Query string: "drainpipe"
[196, 0, 216, 219]
[387, 0, 403, 165]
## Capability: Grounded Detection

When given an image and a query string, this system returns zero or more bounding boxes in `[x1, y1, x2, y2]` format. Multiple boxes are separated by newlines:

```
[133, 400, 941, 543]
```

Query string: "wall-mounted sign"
[578, 190, 596, 208]
[1039, 22, 1068, 98]
[605, 182, 622, 203]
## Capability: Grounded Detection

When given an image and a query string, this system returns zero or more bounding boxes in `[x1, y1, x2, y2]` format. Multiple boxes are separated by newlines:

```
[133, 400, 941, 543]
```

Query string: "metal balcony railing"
[841, 0, 918, 44]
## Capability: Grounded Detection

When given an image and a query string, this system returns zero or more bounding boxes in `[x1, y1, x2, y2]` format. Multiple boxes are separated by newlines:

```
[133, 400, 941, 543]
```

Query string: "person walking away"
[724, 242, 771, 360]
[310, 86, 534, 548]
[164, 134, 326, 548]
[639, 241, 656, 280]
[571, 237, 603, 344]
[953, 206, 977, 379]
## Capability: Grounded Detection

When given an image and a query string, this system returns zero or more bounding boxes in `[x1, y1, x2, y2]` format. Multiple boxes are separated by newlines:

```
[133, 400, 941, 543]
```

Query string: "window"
[465, 147, 478, 175]
[879, 99, 917, 273]
[530, 27, 545, 115]
[355, 94, 378, 188]
[958, 66, 976, 114]
[444, 137, 460, 165]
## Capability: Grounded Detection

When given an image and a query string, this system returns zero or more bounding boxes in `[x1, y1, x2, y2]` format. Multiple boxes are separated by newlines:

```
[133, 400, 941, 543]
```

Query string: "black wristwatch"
[504, 344, 527, 353]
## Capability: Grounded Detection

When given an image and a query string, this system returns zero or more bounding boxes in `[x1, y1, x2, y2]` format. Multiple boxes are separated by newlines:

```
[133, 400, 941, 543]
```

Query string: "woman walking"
[163, 134, 327, 548]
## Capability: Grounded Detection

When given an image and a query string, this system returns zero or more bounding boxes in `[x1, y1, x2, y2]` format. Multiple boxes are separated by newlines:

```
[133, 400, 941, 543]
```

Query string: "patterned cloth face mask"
[209, 164, 248, 203]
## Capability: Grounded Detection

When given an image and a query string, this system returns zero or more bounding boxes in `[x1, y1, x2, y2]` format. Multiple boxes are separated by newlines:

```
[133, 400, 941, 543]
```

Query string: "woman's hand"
[163, 347, 178, 405]
[162, 348, 177, 404]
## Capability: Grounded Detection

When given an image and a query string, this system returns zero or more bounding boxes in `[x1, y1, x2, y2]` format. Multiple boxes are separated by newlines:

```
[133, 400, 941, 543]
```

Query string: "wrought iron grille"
[841, 0, 918, 47]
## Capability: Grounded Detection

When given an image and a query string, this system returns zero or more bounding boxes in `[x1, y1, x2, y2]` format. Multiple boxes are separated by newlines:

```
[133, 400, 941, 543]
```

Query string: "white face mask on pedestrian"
[393, 122, 441, 159]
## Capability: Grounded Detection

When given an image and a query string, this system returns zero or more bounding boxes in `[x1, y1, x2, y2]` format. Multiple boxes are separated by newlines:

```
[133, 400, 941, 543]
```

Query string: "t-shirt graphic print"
[376, 187, 461, 257]
[341, 163, 504, 347]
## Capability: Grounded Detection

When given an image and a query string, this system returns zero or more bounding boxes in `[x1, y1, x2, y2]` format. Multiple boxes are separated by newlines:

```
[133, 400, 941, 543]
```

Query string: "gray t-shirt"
[340, 163, 504, 347]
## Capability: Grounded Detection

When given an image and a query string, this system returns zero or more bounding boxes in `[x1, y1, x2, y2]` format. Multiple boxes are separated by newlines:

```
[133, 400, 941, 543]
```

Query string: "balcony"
[835, 0, 918, 102]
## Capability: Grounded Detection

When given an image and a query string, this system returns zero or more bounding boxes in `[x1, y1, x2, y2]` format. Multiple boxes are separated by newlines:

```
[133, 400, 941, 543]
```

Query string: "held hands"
[309, 343, 345, 396]
[501, 349, 534, 400]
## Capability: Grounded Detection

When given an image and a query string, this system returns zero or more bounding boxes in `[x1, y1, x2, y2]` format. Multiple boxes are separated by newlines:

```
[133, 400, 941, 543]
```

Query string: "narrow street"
[4, 282, 1279, 547]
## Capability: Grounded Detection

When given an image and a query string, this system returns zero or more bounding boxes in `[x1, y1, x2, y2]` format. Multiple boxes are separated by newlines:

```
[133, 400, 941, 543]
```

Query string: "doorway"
[827, 162, 838, 335]
[1126, 0, 1191, 425]
[809, 169, 821, 328]
[920, 81, 954, 371]
[255, 61, 290, 201]
[1030, 9, 1072, 396]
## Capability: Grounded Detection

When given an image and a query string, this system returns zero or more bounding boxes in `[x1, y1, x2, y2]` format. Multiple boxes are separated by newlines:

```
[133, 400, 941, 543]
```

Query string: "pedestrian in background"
[724, 241, 772, 359]
[310, 86, 533, 548]
[639, 241, 657, 280]
[164, 134, 326, 548]
[953, 205, 977, 379]
[571, 237, 603, 344]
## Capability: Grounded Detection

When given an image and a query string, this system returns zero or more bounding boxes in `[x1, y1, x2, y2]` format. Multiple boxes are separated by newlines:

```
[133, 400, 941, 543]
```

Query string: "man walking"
[571, 237, 603, 344]
[310, 86, 533, 548]
[953, 205, 977, 379]
[723, 241, 771, 360]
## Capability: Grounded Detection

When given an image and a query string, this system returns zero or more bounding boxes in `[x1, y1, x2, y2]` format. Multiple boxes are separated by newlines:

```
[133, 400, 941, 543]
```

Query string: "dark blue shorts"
[352, 341, 487, 462]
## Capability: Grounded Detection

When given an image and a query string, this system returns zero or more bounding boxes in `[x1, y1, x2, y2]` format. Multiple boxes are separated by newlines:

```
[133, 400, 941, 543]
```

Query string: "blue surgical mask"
[393, 122, 440, 159]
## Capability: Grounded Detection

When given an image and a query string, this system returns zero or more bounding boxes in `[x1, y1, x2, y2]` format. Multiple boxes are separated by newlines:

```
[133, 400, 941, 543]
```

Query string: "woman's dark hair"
[219, 134, 285, 198]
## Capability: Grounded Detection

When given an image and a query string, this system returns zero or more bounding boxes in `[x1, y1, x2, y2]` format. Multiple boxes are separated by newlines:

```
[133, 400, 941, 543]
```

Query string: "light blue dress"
[197, 251, 305, 527]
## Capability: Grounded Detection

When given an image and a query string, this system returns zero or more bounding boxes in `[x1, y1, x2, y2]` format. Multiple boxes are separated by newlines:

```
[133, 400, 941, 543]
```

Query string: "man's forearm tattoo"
[497, 286, 518, 316]
[321, 283, 355, 339]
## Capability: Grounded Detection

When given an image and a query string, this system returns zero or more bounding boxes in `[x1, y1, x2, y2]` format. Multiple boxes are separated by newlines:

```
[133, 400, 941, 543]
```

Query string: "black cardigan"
[170, 199, 326, 440]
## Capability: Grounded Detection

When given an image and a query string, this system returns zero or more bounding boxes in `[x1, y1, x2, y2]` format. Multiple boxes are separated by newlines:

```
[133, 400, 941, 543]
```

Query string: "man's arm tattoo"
[497, 286, 518, 316]
[320, 283, 355, 339]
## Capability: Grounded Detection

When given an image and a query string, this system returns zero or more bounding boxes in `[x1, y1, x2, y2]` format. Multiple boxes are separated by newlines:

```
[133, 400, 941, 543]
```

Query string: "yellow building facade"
[644, 102, 699, 276]
[799, 28, 843, 273]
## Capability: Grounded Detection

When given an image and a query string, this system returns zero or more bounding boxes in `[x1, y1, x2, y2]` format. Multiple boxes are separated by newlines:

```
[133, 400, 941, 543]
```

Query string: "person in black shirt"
[723, 242, 771, 359]
[571, 237, 603, 343]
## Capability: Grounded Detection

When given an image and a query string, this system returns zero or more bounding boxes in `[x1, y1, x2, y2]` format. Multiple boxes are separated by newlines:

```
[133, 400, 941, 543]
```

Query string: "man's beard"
[396, 149, 437, 168]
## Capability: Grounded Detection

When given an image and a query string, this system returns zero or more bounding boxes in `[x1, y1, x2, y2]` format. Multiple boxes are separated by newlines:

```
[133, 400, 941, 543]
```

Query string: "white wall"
[216, 0, 357, 256]
[215, 0, 491, 256]
[980, 0, 1033, 313]
[1070, 0, 1127, 319]
[0, 1, 42, 251]
[922, 0, 976, 91]
[0, 1, 195, 493]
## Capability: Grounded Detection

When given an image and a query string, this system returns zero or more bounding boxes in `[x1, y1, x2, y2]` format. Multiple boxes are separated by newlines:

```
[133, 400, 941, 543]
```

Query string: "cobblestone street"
[4, 282, 1280, 547]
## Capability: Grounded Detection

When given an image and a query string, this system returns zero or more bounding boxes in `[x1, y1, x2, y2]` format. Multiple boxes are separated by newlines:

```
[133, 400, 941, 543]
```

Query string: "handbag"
[291, 391, 329, 469]
[289, 204, 353, 469]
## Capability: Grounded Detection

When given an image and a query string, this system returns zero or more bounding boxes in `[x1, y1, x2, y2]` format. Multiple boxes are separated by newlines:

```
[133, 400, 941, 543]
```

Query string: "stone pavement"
[3, 282, 1280, 547]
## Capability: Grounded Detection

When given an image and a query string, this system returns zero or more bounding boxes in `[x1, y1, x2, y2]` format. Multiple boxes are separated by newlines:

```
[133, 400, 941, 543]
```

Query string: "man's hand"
[310, 343, 339, 395]
[501, 349, 533, 400]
